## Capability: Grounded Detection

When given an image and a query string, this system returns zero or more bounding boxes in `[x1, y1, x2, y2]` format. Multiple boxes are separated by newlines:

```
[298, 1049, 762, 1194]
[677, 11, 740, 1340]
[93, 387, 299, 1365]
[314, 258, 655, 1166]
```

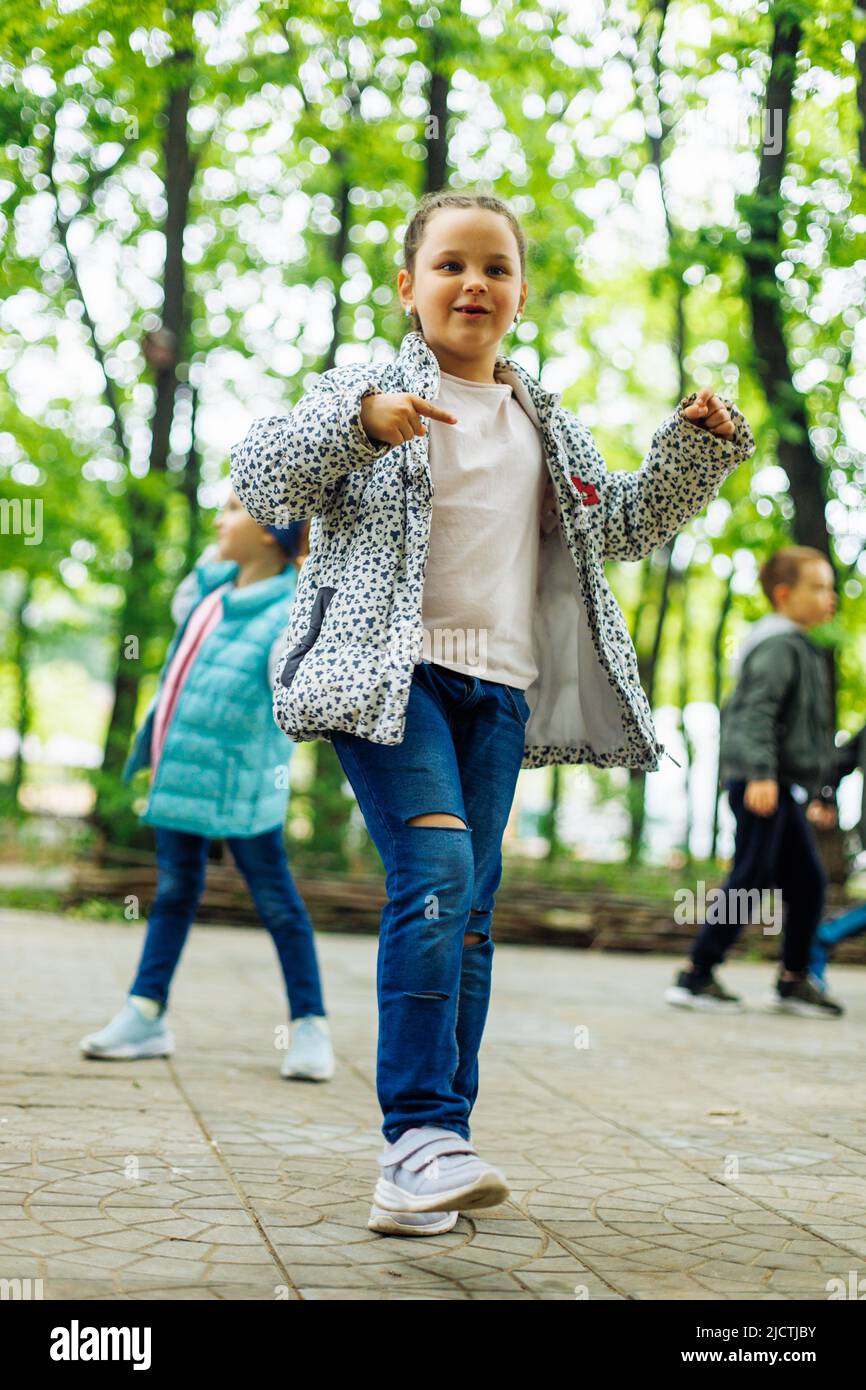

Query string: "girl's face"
[215, 490, 282, 566]
[398, 208, 527, 368]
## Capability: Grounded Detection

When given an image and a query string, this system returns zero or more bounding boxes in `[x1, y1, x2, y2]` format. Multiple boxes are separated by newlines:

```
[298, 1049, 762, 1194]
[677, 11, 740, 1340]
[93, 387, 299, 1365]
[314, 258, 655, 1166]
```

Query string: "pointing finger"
[411, 395, 458, 424]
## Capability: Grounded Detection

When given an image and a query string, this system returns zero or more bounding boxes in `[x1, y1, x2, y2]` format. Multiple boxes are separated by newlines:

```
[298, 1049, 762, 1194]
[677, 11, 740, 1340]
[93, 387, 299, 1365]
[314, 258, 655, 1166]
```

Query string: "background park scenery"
[1, 0, 865, 947]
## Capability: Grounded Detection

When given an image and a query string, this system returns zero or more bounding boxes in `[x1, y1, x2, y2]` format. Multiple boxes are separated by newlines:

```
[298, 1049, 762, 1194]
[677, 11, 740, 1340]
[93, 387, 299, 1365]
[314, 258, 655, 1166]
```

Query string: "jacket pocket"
[280, 585, 337, 690]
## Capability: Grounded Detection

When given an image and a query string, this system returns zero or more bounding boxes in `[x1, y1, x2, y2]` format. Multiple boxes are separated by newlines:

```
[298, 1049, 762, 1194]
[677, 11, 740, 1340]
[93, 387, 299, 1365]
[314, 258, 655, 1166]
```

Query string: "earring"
[405, 304, 415, 316]
[513, 310, 523, 327]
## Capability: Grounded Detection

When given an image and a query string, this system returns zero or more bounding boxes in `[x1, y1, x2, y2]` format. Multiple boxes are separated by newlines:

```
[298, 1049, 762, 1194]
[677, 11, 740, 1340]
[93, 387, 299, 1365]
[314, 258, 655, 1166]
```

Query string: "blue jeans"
[331, 659, 529, 1145]
[810, 900, 866, 984]
[129, 825, 326, 1019]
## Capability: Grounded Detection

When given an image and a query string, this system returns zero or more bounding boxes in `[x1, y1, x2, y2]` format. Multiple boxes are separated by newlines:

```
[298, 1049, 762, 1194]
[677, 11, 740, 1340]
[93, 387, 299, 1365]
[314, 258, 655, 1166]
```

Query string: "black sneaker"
[769, 973, 844, 1018]
[664, 969, 744, 1012]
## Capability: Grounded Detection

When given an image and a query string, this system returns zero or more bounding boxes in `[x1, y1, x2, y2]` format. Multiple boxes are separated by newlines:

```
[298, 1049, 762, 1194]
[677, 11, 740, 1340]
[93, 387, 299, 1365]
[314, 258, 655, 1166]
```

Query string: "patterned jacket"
[230, 330, 755, 772]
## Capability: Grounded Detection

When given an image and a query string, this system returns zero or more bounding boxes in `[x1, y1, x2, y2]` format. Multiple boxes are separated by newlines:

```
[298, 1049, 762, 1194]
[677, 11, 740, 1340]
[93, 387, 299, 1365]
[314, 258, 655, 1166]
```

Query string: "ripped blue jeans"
[331, 660, 529, 1144]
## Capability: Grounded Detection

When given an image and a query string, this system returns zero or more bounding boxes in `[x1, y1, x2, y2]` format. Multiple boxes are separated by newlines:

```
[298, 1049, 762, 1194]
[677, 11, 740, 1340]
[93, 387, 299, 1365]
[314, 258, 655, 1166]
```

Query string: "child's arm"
[560, 389, 755, 562]
[721, 640, 797, 785]
[230, 367, 395, 525]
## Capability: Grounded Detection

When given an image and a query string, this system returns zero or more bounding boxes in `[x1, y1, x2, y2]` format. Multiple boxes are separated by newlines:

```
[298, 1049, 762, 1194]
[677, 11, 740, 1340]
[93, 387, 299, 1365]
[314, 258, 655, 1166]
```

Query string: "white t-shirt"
[421, 367, 548, 689]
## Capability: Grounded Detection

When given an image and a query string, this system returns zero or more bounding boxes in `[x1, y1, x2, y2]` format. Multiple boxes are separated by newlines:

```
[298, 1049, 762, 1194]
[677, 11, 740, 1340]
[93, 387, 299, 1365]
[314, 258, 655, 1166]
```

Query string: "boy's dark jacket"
[719, 616, 836, 798]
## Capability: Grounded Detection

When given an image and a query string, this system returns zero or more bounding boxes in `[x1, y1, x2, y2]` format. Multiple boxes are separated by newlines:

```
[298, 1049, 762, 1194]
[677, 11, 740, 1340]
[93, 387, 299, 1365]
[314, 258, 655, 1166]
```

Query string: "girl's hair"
[759, 546, 828, 605]
[401, 191, 528, 336]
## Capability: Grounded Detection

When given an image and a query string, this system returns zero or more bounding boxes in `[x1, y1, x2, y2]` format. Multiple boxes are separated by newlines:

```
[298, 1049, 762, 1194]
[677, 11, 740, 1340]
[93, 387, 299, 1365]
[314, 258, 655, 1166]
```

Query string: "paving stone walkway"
[2, 909, 865, 1301]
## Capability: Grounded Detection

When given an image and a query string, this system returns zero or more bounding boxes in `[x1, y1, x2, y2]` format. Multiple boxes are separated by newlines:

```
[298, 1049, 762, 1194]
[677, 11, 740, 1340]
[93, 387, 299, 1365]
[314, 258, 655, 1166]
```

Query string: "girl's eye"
[439, 262, 506, 275]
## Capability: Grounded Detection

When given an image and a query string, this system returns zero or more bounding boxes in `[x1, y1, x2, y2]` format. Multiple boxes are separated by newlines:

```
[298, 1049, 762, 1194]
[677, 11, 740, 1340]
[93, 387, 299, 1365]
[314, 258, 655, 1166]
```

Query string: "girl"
[231, 190, 755, 1237]
[80, 492, 334, 1084]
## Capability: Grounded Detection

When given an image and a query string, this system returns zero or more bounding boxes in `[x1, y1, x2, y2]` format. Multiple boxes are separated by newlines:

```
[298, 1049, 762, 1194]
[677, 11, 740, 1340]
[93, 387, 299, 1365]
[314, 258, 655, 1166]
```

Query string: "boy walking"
[666, 546, 844, 1018]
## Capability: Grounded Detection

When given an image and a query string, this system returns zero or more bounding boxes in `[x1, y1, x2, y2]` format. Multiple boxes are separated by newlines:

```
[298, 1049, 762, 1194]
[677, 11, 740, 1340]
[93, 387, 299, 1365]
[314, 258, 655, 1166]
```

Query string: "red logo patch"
[570, 475, 600, 506]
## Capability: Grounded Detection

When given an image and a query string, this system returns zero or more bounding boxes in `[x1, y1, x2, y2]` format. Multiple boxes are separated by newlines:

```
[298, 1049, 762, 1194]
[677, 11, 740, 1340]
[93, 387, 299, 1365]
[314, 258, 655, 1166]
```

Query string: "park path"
[1, 908, 865, 1300]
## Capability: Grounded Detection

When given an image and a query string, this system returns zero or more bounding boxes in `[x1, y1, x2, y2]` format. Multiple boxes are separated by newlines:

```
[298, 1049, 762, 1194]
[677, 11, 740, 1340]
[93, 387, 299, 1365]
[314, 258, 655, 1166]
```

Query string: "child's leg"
[128, 827, 209, 1007]
[776, 797, 828, 976]
[447, 679, 527, 1127]
[332, 666, 479, 1144]
[334, 661, 526, 1145]
[690, 780, 787, 975]
[227, 826, 326, 1020]
[815, 900, 866, 950]
[810, 899, 866, 982]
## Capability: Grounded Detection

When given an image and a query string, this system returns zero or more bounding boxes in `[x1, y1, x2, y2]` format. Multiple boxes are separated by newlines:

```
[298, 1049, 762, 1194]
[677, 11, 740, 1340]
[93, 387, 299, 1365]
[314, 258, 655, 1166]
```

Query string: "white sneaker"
[367, 1204, 459, 1236]
[280, 1015, 335, 1081]
[373, 1126, 510, 1214]
[80, 1001, 175, 1060]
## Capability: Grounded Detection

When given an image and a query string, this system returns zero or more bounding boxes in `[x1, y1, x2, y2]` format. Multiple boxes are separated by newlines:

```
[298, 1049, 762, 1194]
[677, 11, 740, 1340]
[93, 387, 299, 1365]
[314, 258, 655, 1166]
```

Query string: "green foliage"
[1, 0, 865, 863]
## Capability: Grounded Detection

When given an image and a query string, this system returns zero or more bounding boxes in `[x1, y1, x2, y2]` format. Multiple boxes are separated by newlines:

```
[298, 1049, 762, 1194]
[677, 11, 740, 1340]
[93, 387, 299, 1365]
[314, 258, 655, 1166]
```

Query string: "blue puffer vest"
[123, 560, 297, 838]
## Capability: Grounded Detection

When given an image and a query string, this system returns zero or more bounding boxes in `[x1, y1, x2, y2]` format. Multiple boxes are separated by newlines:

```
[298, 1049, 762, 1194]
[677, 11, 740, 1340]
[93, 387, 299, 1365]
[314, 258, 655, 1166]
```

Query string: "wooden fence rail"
[62, 849, 866, 965]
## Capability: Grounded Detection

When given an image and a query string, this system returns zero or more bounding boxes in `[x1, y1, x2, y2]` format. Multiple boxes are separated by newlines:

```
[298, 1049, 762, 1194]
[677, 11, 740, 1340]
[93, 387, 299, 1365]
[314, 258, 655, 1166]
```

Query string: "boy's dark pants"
[690, 779, 827, 977]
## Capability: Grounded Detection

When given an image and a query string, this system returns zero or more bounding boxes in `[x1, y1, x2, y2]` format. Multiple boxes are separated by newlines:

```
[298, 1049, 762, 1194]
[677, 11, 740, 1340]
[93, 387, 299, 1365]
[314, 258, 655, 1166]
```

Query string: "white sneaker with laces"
[373, 1126, 510, 1214]
[280, 1015, 335, 1081]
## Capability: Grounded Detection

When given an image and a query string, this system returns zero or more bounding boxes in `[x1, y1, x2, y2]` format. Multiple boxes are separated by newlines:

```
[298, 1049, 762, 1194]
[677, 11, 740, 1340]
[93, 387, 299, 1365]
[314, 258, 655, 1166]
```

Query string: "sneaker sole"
[281, 1066, 335, 1082]
[766, 997, 842, 1019]
[664, 986, 743, 1013]
[373, 1170, 510, 1214]
[80, 1036, 175, 1060]
[367, 1208, 459, 1236]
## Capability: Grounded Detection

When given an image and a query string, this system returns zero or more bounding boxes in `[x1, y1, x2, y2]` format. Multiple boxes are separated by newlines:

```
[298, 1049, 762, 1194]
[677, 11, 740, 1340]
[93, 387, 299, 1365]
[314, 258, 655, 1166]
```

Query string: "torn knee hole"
[464, 932, 484, 946]
[404, 990, 449, 1000]
[406, 813, 468, 830]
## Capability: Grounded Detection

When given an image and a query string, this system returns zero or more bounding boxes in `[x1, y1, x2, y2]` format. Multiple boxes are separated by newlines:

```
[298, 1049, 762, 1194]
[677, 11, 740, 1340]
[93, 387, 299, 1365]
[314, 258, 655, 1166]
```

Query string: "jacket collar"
[395, 330, 563, 429]
[195, 559, 296, 616]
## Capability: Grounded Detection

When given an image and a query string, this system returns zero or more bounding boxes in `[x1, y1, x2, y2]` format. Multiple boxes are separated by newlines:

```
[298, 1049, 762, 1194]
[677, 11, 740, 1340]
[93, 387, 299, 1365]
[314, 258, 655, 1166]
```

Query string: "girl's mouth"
[454, 306, 488, 317]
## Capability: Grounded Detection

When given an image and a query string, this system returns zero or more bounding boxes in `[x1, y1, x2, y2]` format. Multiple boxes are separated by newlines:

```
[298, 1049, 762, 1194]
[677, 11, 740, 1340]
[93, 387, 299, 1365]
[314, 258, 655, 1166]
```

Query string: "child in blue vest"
[80, 491, 334, 1081]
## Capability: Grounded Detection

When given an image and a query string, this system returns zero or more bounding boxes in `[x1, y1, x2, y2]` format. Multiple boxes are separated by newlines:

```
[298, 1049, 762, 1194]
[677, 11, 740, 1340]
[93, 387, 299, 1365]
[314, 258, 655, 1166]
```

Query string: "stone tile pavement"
[2, 909, 865, 1301]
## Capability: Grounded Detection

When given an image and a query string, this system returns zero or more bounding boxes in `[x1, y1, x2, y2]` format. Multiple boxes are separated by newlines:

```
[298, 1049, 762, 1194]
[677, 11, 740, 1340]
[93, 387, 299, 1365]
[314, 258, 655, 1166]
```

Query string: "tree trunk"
[180, 382, 202, 573]
[95, 67, 195, 830]
[306, 99, 364, 868]
[710, 578, 734, 861]
[625, 0, 685, 865]
[426, 40, 449, 194]
[742, 12, 828, 553]
[628, 547, 674, 863]
[740, 9, 847, 881]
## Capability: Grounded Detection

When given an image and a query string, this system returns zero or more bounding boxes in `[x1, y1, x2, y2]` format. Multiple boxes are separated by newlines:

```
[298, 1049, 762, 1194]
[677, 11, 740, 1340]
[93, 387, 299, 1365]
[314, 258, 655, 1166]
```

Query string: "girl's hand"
[361, 392, 458, 447]
[682, 386, 735, 439]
